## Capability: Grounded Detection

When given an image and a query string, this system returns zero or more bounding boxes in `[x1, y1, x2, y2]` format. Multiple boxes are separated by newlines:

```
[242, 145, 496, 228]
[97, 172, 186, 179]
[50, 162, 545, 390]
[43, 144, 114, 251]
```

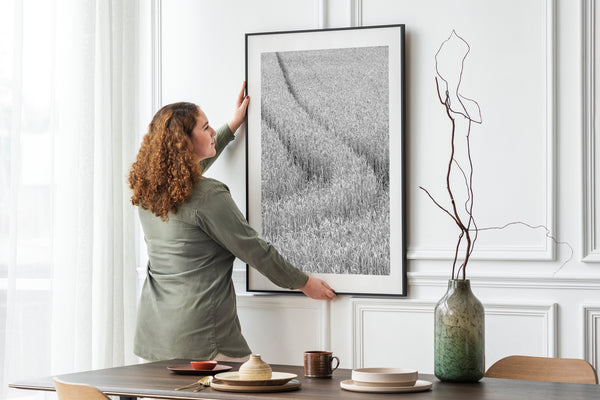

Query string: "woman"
[128, 83, 335, 362]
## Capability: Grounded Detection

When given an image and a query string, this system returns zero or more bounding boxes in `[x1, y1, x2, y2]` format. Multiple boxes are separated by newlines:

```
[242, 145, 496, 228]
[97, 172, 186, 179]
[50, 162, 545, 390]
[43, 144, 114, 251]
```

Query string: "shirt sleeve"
[194, 183, 309, 290]
[200, 124, 235, 173]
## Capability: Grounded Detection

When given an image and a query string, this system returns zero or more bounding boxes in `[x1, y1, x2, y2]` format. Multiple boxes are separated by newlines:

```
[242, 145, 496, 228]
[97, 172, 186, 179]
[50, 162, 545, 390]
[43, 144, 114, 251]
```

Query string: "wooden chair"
[53, 377, 110, 400]
[485, 355, 598, 384]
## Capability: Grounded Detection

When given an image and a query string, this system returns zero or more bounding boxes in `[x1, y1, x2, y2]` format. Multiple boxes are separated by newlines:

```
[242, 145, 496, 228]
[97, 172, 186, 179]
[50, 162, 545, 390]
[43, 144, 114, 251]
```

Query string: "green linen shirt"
[134, 124, 309, 361]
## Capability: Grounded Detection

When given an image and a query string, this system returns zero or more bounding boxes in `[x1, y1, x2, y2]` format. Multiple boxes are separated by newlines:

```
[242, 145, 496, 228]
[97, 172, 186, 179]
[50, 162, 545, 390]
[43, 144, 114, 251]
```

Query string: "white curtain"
[1, 1, 145, 398]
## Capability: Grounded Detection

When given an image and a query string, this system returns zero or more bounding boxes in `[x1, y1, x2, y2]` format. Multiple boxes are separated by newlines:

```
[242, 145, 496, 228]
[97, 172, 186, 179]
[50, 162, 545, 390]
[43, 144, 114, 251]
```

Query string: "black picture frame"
[245, 24, 406, 296]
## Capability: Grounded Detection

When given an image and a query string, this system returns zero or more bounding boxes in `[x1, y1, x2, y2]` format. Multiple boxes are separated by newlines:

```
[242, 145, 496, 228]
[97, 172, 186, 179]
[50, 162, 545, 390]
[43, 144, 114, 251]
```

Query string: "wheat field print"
[260, 46, 390, 276]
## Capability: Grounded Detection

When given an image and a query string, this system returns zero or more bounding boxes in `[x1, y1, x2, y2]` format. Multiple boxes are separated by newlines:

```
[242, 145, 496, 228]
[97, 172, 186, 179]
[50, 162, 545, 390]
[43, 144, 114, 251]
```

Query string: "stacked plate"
[340, 368, 432, 393]
[211, 371, 301, 393]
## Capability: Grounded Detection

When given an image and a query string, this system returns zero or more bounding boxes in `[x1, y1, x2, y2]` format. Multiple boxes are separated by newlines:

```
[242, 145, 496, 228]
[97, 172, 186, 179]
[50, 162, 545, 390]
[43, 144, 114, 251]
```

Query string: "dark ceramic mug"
[304, 351, 340, 378]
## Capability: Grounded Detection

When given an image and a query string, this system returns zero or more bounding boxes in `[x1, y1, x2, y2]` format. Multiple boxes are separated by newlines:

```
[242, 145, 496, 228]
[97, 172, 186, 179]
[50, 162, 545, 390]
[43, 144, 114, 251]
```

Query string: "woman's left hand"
[300, 276, 336, 300]
[228, 81, 250, 134]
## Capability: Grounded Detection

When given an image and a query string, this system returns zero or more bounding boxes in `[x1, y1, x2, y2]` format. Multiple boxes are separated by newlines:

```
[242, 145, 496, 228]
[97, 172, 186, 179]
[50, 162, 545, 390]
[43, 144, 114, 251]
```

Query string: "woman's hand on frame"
[300, 276, 336, 300]
[228, 81, 250, 134]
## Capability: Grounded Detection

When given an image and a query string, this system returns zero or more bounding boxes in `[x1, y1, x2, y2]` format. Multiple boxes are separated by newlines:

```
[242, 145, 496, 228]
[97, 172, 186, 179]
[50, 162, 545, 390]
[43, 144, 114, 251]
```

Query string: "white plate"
[352, 367, 418, 386]
[211, 379, 301, 393]
[213, 371, 297, 386]
[340, 379, 433, 393]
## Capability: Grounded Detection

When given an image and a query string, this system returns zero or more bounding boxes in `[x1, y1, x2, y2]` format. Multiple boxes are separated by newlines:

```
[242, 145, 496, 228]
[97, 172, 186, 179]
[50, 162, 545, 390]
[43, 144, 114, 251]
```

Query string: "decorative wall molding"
[317, 0, 326, 29]
[405, 0, 557, 262]
[583, 0, 600, 262]
[237, 293, 324, 312]
[321, 300, 332, 350]
[408, 272, 600, 290]
[352, 299, 435, 369]
[408, 243, 555, 261]
[232, 265, 246, 292]
[485, 303, 558, 358]
[236, 295, 327, 365]
[584, 305, 600, 370]
[352, 299, 557, 369]
[351, 0, 362, 27]
[546, 0, 557, 263]
[151, 0, 162, 113]
[237, 294, 328, 350]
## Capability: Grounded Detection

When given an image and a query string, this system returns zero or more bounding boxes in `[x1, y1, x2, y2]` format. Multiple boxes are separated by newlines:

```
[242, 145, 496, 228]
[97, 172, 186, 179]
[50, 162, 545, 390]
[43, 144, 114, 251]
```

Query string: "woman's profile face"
[190, 108, 217, 161]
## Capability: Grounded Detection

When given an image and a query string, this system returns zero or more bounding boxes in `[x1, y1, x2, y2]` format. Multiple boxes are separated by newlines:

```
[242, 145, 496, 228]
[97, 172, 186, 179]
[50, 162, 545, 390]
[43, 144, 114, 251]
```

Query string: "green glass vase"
[434, 279, 485, 382]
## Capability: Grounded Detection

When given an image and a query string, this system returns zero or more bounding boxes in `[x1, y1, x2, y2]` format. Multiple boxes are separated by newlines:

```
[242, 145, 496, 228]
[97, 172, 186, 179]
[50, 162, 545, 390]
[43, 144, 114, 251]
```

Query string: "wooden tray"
[211, 379, 301, 393]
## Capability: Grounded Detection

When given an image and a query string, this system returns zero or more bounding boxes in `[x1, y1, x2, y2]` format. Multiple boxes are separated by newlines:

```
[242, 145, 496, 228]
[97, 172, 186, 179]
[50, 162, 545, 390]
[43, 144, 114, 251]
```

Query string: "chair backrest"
[53, 377, 111, 400]
[485, 355, 598, 384]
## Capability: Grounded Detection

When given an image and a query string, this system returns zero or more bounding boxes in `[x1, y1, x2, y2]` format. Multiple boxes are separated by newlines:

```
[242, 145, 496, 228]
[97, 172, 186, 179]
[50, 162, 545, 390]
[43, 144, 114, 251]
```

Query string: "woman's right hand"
[300, 276, 336, 300]
[228, 81, 250, 134]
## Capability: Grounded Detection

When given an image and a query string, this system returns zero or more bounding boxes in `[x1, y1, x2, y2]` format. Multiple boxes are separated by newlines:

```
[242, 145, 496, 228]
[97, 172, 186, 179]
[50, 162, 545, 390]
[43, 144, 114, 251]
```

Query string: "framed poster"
[245, 25, 406, 296]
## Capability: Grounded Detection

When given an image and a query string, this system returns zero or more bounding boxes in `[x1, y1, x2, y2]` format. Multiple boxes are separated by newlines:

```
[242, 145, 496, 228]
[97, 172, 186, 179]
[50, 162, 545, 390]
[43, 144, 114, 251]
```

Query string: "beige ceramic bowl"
[351, 368, 418, 387]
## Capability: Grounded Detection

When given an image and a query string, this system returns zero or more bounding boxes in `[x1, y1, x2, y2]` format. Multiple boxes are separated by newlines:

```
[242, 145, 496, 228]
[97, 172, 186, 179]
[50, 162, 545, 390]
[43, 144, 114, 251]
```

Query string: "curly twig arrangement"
[420, 31, 573, 280]
[419, 30, 482, 280]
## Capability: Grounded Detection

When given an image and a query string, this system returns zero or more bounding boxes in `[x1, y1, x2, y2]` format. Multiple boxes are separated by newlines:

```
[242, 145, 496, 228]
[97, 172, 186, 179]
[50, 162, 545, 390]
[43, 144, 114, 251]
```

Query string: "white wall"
[155, 0, 600, 373]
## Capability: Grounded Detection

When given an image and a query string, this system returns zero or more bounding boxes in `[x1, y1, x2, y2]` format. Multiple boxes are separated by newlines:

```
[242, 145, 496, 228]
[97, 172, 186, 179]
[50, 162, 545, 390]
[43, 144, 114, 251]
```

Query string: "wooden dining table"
[9, 358, 600, 400]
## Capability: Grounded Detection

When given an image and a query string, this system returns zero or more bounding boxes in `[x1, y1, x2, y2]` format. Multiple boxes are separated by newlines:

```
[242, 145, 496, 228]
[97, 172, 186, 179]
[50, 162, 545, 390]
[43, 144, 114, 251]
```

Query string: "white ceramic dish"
[340, 379, 433, 393]
[351, 367, 418, 386]
[211, 379, 301, 393]
[213, 371, 297, 386]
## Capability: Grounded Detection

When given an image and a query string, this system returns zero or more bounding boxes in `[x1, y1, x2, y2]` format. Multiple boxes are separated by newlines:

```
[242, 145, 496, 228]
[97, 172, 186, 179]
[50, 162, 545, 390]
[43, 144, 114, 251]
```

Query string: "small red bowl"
[190, 360, 218, 370]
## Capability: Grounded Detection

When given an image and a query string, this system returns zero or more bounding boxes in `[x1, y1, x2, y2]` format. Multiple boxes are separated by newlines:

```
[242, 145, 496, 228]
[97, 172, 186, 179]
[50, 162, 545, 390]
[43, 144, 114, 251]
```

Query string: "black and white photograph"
[245, 26, 406, 295]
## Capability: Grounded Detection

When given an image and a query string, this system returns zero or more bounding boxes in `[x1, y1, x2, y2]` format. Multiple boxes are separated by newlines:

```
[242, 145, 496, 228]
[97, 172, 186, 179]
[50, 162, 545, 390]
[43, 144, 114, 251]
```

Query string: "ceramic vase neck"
[447, 279, 471, 289]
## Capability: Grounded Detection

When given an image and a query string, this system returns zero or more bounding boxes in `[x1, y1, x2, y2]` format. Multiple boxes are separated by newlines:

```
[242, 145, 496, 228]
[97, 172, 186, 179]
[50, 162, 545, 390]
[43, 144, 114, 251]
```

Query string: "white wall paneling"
[360, 0, 558, 261]
[237, 296, 326, 366]
[484, 303, 557, 367]
[351, 0, 362, 27]
[409, 274, 600, 291]
[583, 0, 600, 262]
[352, 299, 436, 371]
[317, 0, 326, 28]
[136, 0, 162, 292]
[352, 299, 556, 373]
[151, 0, 162, 113]
[584, 305, 600, 369]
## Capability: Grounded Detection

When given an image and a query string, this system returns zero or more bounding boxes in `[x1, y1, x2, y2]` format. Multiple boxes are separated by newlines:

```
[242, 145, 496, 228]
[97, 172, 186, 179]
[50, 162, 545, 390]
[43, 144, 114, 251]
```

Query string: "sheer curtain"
[1, 1, 147, 398]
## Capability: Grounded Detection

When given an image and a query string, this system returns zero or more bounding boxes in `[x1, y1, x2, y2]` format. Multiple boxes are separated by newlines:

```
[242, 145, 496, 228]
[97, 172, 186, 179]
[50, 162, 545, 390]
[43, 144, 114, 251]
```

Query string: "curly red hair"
[128, 102, 202, 220]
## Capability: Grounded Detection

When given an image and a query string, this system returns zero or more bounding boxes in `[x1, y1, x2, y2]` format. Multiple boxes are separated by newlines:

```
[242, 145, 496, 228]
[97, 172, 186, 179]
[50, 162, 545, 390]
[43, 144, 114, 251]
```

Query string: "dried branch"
[473, 222, 574, 274]
[434, 30, 482, 124]
[423, 30, 572, 279]
[421, 31, 482, 280]
[463, 119, 479, 277]
[418, 186, 460, 225]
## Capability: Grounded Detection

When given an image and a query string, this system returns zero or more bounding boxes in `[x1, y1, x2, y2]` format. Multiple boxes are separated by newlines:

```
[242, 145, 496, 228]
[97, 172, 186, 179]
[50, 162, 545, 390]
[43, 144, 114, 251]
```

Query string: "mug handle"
[331, 356, 340, 372]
